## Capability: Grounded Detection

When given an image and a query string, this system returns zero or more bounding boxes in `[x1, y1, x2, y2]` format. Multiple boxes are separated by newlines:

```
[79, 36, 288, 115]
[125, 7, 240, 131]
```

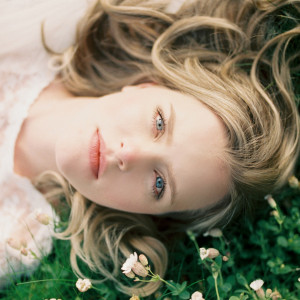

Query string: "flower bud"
[36, 212, 50, 225]
[207, 248, 220, 259]
[256, 288, 265, 299]
[124, 271, 135, 278]
[270, 210, 279, 217]
[6, 237, 27, 250]
[20, 247, 28, 256]
[139, 254, 148, 266]
[288, 176, 299, 189]
[203, 228, 222, 237]
[132, 262, 148, 277]
[222, 255, 229, 262]
[265, 195, 277, 208]
[266, 289, 272, 297]
[270, 290, 282, 300]
[130, 295, 140, 300]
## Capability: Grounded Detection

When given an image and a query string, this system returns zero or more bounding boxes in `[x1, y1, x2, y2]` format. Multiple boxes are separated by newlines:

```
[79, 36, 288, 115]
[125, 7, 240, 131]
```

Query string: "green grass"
[0, 169, 299, 300]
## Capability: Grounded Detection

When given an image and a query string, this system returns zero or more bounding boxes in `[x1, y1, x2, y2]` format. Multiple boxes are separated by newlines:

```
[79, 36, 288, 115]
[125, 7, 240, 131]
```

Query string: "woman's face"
[55, 85, 230, 214]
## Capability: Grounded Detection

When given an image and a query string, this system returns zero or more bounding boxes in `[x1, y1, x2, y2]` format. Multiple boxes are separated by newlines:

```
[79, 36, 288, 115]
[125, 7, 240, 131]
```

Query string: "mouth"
[89, 129, 106, 178]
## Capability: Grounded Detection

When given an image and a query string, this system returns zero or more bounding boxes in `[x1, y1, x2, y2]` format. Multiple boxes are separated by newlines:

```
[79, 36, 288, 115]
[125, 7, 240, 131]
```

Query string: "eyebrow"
[166, 103, 177, 205]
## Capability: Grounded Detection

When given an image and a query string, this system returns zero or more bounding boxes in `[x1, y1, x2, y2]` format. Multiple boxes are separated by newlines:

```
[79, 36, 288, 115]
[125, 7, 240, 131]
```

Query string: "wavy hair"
[36, 0, 300, 296]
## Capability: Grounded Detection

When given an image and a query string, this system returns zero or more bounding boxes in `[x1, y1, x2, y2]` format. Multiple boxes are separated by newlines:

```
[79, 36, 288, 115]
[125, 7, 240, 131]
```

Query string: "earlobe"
[121, 82, 158, 92]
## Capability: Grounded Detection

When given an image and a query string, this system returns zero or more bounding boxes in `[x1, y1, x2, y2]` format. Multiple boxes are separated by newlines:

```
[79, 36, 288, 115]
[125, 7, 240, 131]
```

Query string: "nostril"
[119, 160, 124, 167]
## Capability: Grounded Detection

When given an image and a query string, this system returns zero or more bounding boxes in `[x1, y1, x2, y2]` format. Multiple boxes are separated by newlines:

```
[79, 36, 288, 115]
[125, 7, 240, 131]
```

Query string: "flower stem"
[213, 275, 220, 300]
[16, 279, 75, 285]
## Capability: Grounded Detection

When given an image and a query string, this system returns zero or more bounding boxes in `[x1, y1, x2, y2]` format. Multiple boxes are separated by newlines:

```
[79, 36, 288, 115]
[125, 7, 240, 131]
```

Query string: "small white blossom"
[250, 279, 264, 291]
[190, 291, 204, 300]
[121, 252, 138, 274]
[200, 248, 208, 260]
[76, 278, 92, 292]
[298, 277, 300, 282]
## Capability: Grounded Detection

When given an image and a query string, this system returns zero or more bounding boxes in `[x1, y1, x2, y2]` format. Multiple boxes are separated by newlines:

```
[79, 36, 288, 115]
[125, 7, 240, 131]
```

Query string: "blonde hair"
[37, 0, 300, 296]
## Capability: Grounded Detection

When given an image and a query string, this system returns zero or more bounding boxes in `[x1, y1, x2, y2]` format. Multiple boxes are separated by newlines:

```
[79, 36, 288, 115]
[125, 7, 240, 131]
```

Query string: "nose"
[116, 141, 156, 171]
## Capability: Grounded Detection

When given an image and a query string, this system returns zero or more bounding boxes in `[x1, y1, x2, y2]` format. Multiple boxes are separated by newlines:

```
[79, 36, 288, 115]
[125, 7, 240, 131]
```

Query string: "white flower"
[121, 252, 138, 274]
[190, 291, 204, 300]
[199, 248, 208, 260]
[250, 279, 264, 291]
[203, 228, 223, 237]
[76, 278, 92, 292]
[298, 277, 300, 282]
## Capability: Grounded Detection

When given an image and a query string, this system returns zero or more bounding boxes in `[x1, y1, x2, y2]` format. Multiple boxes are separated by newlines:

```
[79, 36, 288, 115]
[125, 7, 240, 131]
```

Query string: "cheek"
[93, 173, 148, 212]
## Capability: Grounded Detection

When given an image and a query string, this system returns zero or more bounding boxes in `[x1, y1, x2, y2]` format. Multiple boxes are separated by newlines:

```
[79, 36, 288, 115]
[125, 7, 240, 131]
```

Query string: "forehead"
[150, 87, 230, 211]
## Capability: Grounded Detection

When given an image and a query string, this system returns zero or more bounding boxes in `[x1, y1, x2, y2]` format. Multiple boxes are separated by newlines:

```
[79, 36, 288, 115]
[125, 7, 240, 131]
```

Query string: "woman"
[0, 0, 299, 296]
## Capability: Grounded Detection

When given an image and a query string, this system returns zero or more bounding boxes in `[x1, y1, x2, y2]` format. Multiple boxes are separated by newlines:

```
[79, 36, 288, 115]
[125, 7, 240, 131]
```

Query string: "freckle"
[121, 142, 124, 148]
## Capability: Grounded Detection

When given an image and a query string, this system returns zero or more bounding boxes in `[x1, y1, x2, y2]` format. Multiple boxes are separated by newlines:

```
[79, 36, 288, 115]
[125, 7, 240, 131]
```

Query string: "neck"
[14, 79, 76, 180]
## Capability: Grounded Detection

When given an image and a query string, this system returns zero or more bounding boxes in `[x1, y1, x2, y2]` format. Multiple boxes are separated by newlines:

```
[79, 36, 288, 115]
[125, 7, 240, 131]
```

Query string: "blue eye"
[152, 171, 166, 200]
[152, 107, 166, 138]
[156, 115, 164, 131]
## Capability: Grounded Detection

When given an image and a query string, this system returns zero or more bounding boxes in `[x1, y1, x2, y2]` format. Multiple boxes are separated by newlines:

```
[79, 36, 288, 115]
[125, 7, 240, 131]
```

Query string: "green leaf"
[179, 290, 190, 299]
[226, 275, 236, 286]
[221, 282, 232, 293]
[169, 281, 188, 296]
[236, 273, 248, 287]
[277, 236, 288, 247]
[207, 275, 215, 287]
[215, 255, 223, 266]
[229, 297, 240, 300]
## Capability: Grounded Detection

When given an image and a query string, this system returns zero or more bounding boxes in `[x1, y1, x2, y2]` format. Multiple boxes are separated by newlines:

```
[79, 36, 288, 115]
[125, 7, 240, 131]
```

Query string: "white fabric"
[0, 0, 91, 287]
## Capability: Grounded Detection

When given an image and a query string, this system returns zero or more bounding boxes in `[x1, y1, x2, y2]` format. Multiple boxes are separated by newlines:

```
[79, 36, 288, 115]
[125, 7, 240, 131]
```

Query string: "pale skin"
[14, 80, 230, 214]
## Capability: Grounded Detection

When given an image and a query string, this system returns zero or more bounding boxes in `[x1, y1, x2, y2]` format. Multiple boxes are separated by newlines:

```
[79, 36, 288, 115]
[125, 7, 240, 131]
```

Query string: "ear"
[121, 82, 158, 92]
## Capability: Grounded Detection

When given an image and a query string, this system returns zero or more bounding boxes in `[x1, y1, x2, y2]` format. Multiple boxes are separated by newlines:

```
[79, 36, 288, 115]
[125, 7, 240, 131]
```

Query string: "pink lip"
[89, 129, 106, 178]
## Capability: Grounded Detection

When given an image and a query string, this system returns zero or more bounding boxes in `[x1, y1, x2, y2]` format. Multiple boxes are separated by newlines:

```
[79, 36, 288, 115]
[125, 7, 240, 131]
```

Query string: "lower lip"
[89, 129, 106, 178]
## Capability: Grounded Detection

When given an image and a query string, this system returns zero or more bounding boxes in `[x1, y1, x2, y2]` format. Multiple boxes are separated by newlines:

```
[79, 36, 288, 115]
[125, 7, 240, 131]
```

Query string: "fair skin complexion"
[14, 81, 230, 214]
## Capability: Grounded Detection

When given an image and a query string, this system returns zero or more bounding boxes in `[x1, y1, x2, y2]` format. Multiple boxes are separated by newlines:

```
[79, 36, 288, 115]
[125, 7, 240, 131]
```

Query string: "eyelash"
[152, 171, 167, 200]
[152, 106, 167, 139]
[151, 106, 167, 200]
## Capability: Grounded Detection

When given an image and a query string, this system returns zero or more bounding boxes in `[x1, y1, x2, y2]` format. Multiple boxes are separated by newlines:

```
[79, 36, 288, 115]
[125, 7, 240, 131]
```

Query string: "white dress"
[0, 0, 91, 287]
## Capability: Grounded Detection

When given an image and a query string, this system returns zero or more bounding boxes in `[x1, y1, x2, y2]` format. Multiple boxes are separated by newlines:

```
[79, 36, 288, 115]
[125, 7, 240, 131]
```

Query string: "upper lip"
[98, 129, 107, 178]
[89, 128, 100, 178]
